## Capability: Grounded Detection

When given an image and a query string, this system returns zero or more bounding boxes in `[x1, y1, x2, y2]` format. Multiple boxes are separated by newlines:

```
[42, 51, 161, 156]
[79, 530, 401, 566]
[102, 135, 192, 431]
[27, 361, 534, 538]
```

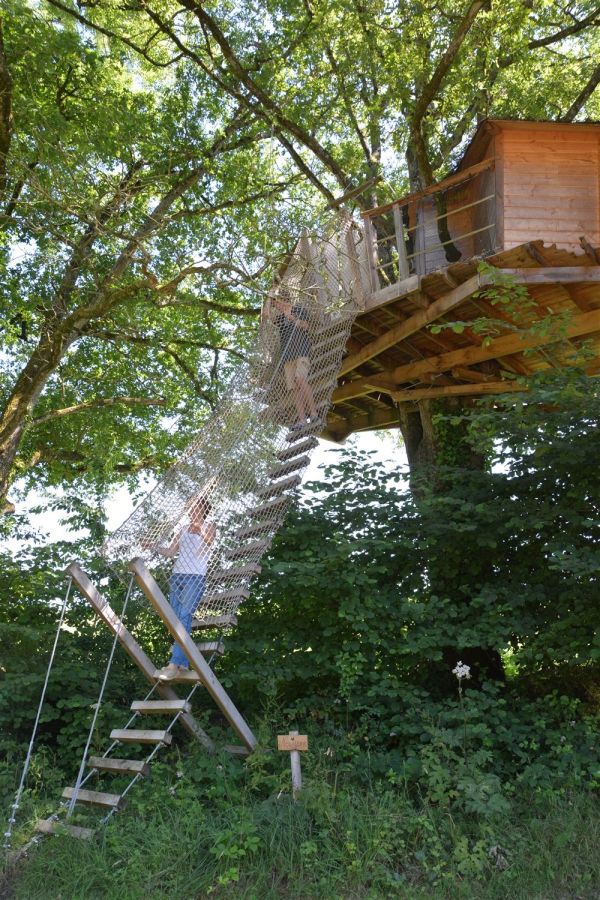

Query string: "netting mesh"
[101, 216, 368, 633]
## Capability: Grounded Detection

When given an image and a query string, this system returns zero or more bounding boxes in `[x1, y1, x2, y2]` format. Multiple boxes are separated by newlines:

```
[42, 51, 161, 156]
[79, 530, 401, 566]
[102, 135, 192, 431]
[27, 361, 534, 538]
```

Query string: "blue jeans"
[168, 573, 206, 667]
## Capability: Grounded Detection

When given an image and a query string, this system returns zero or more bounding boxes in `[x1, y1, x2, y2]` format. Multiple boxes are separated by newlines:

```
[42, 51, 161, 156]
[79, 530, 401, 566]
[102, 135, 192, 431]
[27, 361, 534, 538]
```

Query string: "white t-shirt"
[172, 529, 211, 576]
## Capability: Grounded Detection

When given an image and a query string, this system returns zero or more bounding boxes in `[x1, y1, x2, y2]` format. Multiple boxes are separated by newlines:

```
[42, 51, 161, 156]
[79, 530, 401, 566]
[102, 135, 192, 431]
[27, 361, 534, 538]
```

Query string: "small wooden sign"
[277, 733, 308, 752]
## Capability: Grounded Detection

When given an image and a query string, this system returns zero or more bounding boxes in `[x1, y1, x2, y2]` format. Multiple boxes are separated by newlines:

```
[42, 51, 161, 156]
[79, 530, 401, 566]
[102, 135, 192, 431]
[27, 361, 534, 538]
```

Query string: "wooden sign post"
[277, 730, 308, 798]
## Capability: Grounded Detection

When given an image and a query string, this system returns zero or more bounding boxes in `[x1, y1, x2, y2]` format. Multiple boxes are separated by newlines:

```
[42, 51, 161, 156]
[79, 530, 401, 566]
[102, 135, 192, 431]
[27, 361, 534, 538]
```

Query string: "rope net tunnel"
[101, 216, 369, 633]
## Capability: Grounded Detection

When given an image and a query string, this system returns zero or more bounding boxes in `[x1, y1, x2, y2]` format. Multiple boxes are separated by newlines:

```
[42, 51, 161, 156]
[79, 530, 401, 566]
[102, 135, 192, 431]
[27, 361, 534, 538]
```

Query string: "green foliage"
[8, 734, 600, 899]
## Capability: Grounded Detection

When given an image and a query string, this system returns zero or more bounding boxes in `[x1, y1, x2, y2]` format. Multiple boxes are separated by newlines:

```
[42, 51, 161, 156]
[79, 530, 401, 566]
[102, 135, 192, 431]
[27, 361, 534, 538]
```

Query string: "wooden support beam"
[128, 558, 257, 752]
[66, 562, 214, 752]
[450, 366, 495, 383]
[364, 274, 422, 310]
[333, 307, 600, 402]
[339, 273, 482, 375]
[496, 266, 600, 284]
[327, 405, 402, 440]
[391, 381, 523, 402]
[579, 236, 600, 265]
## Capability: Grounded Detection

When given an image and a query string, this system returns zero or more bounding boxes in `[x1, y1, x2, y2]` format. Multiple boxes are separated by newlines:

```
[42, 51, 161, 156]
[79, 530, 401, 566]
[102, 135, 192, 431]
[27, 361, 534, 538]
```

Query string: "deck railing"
[362, 158, 497, 295]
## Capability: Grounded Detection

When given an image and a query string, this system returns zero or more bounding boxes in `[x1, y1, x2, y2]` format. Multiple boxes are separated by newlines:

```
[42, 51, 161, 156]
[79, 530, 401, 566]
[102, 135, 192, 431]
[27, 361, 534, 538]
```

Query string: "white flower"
[169, 786, 176, 795]
[176, 770, 184, 779]
[452, 661, 471, 681]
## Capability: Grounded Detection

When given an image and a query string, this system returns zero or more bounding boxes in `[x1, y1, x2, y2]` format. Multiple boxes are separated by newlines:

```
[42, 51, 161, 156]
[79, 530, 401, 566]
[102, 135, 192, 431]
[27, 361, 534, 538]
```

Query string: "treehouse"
[324, 118, 600, 441]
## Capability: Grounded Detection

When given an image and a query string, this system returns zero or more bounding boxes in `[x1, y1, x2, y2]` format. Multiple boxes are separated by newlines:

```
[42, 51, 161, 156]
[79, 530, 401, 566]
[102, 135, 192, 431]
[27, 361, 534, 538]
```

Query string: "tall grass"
[5, 743, 600, 899]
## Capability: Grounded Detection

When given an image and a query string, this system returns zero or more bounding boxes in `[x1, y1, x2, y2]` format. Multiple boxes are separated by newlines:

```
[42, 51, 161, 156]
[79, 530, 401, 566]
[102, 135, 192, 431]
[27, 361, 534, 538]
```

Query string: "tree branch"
[529, 6, 600, 49]
[0, 18, 13, 201]
[411, 0, 488, 130]
[30, 396, 168, 427]
[560, 60, 600, 122]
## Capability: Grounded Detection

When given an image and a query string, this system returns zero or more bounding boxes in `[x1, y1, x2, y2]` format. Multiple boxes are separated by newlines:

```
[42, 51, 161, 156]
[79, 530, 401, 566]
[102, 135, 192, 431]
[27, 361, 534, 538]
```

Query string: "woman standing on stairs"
[154, 497, 216, 681]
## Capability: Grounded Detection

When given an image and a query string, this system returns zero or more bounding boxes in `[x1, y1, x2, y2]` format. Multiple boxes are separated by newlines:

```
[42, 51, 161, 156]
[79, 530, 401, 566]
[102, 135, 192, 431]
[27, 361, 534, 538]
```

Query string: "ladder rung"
[256, 474, 301, 499]
[268, 455, 309, 480]
[62, 787, 123, 809]
[36, 818, 96, 840]
[233, 521, 278, 541]
[196, 639, 225, 656]
[192, 614, 238, 630]
[224, 539, 271, 561]
[249, 495, 290, 518]
[276, 437, 318, 461]
[110, 729, 173, 745]
[88, 756, 150, 777]
[130, 699, 191, 715]
[213, 562, 261, 580]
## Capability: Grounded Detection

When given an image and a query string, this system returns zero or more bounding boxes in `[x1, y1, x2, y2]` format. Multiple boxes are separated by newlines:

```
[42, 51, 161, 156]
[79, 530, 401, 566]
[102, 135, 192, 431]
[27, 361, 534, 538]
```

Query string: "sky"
[3, 429, 406, 553]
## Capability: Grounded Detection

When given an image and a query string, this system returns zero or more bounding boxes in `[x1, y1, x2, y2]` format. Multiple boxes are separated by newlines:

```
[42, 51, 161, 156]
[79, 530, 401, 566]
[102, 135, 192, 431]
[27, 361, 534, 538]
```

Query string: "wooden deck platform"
[324, 240, 600, 440]
[317, 120, 600, 440]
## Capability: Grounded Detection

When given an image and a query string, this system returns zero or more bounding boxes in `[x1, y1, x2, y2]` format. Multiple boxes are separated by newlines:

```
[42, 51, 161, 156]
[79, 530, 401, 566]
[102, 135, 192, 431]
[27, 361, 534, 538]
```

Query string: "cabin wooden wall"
[499, 124, 600, 251]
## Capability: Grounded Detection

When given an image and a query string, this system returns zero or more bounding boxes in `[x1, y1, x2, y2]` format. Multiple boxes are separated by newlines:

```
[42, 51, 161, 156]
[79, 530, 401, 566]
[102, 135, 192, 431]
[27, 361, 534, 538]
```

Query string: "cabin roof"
[456, 117, 600, 172]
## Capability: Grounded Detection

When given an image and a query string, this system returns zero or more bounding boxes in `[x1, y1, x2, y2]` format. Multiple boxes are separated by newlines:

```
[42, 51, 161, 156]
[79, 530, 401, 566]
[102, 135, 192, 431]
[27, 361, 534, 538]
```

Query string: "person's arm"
[291, 307, 309, 330]
[201, 521, 216, 546]
[145, 532, 180, 557]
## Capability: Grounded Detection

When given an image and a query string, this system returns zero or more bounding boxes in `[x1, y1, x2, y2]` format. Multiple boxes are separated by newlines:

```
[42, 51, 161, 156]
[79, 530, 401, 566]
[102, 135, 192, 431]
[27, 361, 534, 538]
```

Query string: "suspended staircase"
[20, 219, 367, 843]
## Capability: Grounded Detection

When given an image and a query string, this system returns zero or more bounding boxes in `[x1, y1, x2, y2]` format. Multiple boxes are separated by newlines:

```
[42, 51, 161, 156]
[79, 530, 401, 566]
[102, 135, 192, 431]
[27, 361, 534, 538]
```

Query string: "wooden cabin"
[324, 118, 600, 441]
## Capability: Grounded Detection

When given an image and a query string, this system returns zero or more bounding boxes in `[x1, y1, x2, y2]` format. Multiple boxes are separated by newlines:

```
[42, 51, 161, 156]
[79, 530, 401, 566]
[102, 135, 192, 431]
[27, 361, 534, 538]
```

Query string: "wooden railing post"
[414, 201, 426, 276]
[393, 204, 410, 281]
[362, 216, 381, 295]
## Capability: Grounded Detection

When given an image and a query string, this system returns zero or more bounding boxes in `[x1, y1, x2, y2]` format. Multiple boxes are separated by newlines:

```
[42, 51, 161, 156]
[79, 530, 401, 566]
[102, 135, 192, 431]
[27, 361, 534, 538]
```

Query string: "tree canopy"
[1, 0, 600, 507]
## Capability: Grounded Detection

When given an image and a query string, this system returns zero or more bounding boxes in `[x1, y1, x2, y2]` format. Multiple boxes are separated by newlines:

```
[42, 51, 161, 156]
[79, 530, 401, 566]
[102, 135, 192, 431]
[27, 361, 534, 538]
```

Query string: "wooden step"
[201, 587, 250, 605]
[62, 787, 124, 809]
[153, 667, 201, 683]
[88, 756, 150, 777]
[233, 521, 278, 541]
[256, 474, 301, 499]
[110, 729, 173, 745]
[224, 539, 271, 561]
[313, 328, 349, 354]
[213, 562, 261, 581]
[36, 818, 95, 840]
[192, 613, 238, 630]
[223, 744, 251, 757]
[310, 360, 340, 385]
[268, 455, 309, 480]
[276, 437, 318, 461]
[312, 344, 342, 365]
[285, 421, 322, 443]
[249, 494, 290, 518]
[196, 639, 225, 656]
[130, 699, 191, 715]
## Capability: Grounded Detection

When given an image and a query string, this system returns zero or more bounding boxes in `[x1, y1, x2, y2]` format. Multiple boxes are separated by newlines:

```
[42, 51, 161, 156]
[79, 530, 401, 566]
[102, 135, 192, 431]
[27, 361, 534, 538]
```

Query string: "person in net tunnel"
[153, 496, 216, 681]
[267, 286, 321, 430]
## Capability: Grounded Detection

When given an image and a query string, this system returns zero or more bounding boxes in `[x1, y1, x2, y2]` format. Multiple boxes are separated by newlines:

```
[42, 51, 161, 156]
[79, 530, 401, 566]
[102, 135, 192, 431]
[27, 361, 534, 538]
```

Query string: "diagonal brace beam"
[66, 562, 215, 751]
[128, 558, 257, 752]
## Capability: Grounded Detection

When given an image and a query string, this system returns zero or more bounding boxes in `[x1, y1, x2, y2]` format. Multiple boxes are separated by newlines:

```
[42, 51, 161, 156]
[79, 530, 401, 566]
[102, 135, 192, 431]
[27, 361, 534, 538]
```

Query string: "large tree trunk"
[0, 324, 78, 506]
[398, 399, 505, 686]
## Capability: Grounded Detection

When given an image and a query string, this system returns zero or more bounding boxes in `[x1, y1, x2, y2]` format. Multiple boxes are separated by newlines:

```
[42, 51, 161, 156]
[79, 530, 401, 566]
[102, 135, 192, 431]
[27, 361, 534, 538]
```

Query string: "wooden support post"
[66, 562, 215, 752]
[299, 229, 328, 304]
[362, 216, 380, 295]
[343, 223, 366, 309]
[128, 557, 257, 752]
[414, 201, 426, 275]
[277, 730, 308, 798]
[393, 204, 410, 281]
